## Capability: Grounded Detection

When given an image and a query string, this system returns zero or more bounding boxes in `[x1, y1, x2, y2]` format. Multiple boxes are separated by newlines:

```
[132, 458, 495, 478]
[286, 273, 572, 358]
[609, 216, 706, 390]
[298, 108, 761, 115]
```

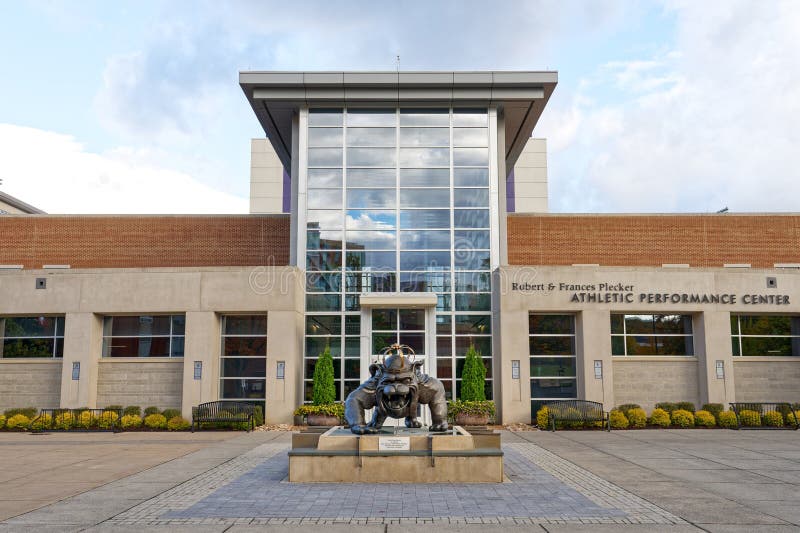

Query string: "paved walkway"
[0, 429, 797, 532]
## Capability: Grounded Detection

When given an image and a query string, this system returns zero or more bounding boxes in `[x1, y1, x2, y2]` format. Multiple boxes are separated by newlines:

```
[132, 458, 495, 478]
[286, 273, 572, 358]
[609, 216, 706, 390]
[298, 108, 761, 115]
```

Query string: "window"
[220, 316, 267, 406]
[102, 315, 184, 357]
[529, 314, 577, 415]
[731, 315, 800, 356]
[0, 316, 64, 358]
[611, 314, 694, 356]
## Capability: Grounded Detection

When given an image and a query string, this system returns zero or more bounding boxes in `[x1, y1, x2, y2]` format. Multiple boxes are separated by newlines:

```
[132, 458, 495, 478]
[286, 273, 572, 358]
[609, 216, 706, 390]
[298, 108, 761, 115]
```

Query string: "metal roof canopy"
[239, 70, 557, 171]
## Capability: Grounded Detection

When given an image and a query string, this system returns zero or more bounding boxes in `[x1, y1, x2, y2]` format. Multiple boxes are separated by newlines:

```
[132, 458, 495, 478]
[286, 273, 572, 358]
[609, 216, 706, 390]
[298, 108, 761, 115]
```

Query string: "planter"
[455, 412, 489, 426]
[306, 414, 340, 427]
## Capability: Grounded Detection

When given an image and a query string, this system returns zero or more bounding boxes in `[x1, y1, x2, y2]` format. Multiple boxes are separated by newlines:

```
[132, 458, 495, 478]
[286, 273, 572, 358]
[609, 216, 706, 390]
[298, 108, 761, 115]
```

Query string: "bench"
[191, 401, 255, 432]
[545, 400, 610, 432]
[729, 402, 799, 430]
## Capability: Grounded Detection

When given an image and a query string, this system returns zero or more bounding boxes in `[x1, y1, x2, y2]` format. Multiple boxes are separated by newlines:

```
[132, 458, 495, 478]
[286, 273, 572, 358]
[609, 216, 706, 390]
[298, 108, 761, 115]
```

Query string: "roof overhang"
[239, 70, 557, 171]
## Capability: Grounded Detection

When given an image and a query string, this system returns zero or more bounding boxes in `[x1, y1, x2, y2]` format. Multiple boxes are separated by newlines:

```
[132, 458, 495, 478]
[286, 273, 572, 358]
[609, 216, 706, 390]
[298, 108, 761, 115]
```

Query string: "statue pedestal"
[288, 426, 503, 483]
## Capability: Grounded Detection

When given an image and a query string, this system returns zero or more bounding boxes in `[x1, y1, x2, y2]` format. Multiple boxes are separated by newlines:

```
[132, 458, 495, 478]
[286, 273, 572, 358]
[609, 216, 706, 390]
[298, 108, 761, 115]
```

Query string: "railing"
[29, 408, 123, 432]
[191, 401, 255, 432]
[730, 403, 799, 430]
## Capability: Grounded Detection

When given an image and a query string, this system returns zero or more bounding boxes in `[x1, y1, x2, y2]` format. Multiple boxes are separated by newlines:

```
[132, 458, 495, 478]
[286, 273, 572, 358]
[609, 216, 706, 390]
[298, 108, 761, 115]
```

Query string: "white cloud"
[541, 0, 800, 213]
[0, 124, 247, 214]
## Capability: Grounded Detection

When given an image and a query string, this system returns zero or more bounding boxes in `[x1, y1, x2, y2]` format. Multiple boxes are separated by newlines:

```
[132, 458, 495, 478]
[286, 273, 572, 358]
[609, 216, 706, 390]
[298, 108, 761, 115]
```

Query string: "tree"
[460, 345, 486, 402]
[312, 345, 336, 405]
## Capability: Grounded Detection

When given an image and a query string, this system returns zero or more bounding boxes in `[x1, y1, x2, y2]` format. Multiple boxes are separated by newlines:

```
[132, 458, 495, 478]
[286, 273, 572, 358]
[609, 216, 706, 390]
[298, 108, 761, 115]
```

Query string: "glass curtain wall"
[304, 108, 493, 401]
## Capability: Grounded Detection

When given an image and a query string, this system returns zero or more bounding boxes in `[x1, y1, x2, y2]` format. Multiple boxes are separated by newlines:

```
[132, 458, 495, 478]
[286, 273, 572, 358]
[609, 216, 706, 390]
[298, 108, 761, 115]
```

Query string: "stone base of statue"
[288, 426, 503, 483]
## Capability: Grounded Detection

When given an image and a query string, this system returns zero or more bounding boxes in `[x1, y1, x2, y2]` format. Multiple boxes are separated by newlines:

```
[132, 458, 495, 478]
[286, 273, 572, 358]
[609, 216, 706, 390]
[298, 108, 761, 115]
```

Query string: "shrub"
[0, 415, 5, 429]
[4, 407, 37, 419]
[460, 345, 487, 402]
[29, 413, 52, 431]
[143, 406, 160, 416]
[77, 410, 96, 429]
[676, 402, 696, 413]
[616, 404, 641, 417]
[649, 408, 671, 428]
[254, 405, 264, 427]
[763, 410, 784, 428]
[718, 410, 738, 428]
[312, 345, 336, 405]
[787, 411, 800, 426]
[562, 407, 585, 429]
[105, 405, 123, 412]
[609, 410, 629, 429]
[702, 403, 724, 422]
[123, 406, 141, 417]
[738, 409, 762, 427]
[536, 406, 550, 429]
[6, 414, 30, 430]
[97, 411, 119, 429]
[293, 404, 344, 419]
[144, 413, 167, 429]
[120, 414, 142, 429]
[627, 408, 647, 429]
[54, 411, 75, 430]
[655, 402, 677, 414]
[671, 409, 695, 428]
[694, 410, 716, 427]
[448, 400, 495, 419]
[161, 409, 181, 420]
[167, 416, 190, 431]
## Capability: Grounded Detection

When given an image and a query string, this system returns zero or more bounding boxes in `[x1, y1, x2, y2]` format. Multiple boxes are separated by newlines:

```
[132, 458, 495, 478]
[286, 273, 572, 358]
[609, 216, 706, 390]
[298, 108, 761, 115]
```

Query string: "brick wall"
[0, 215, 290, 268]
[508, 214, 800, 267]
[96, 361, 184, 410]
[613, 359, 700, 412]
[733, 360, 800, 403]
[0, 361, 62, 411]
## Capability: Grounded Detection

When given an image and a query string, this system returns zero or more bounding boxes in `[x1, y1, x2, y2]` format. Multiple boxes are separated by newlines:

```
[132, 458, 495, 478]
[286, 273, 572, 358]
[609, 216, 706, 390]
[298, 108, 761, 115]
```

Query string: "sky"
[0, 0, 798, 214]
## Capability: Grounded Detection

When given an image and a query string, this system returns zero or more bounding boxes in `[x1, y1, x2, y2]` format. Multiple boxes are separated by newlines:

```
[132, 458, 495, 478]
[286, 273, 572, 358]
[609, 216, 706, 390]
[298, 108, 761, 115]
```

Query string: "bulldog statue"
[344, 344, 449, 435]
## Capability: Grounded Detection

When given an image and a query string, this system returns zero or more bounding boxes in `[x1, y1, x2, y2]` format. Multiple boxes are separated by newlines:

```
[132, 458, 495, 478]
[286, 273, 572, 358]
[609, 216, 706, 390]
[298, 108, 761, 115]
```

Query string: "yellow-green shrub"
[609, 409, 629, 429]
[786, 411, 800, 426]
[627, 408, 647, 429]
[77, 410, 95, 429]
[120, 414, 142, 429]
[738, 409, 762, 427]
[694, 410, 716, 427]
[649, 408, 671, 428]
[29, 413, 52, 430]
[536, 406, 550, 428]
[97, 411, 119, 429]
[671, 409, 695, 428]
[144, 413, 167, 429]
[54, 412, 75, 430]
[718, 410, 738, 428]
[763, 411, 784, 427]
[6, 414, 30, 430]
[167, 416, 190, 431]
[0, 415, 6, 429]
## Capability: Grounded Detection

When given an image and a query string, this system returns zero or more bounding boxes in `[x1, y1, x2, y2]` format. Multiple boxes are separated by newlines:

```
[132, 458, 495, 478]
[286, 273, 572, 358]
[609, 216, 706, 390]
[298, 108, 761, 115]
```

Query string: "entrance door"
[361, 307, 436, 427]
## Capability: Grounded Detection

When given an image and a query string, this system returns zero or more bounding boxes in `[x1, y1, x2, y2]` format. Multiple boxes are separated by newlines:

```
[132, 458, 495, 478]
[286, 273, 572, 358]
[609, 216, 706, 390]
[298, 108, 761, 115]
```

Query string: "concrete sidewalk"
[0, 429, 797, 532]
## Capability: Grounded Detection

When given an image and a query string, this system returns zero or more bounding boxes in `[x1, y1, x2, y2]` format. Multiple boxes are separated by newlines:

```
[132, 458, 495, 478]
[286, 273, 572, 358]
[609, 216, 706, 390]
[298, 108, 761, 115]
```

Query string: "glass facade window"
[304, 107, 493, 402]
[731, 315, 800, 356]
[220, 315, 267, 410]
[0, 316, 64, 358]
[611, 314, 694, 356]
[101, 315, 184, 357]
[529, 314, 577, 416]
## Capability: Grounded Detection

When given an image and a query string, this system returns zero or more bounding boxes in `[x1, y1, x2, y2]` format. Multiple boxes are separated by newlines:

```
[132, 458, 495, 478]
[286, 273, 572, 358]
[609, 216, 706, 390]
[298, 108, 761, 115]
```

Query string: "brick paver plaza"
[0, 429, 798, 531]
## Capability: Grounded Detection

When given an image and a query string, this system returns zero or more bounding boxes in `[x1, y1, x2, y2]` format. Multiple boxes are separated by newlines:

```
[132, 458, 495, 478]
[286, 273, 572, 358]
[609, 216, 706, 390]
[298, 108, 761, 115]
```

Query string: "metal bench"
[730, 402, 799, 430]
[29, 408, 123, 432]
[545, 400, 610, 432]
[191, 401, 255, 432]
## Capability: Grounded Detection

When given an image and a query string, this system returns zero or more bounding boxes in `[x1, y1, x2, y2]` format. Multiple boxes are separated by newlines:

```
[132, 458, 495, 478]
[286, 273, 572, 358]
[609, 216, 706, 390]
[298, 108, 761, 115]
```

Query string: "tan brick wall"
[733, 360, 800, 403]
[612, 359, 700, 412]
[0, 361, 62, 411]
[508, 214, 800, 267]
[96, 361, 183, 410]
[0, 215, 290, 269]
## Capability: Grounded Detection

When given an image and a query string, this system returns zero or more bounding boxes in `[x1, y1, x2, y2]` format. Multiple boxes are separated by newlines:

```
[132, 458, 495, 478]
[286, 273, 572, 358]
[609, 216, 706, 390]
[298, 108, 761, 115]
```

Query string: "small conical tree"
[460, 345, 486, 402]
[312, 345, 336, 405]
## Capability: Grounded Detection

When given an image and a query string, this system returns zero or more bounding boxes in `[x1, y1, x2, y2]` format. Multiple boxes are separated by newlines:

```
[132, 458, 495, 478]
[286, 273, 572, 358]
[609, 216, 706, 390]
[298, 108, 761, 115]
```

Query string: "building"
[0, 190, 45, 215]
[0, 70, 798, 424]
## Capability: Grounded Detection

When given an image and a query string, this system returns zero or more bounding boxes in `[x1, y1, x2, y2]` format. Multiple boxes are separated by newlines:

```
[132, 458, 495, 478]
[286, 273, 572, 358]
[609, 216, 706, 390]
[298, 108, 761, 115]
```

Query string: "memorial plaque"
[379, 436, 410, 451]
